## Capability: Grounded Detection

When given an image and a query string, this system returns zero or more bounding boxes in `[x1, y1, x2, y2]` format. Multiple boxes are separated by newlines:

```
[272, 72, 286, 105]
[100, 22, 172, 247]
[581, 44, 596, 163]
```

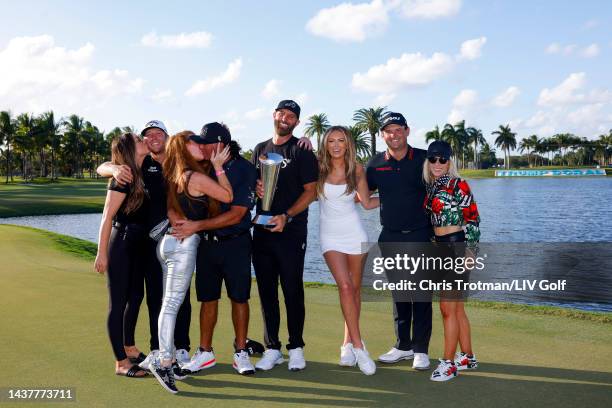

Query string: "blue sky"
[1, 0, 610, 154]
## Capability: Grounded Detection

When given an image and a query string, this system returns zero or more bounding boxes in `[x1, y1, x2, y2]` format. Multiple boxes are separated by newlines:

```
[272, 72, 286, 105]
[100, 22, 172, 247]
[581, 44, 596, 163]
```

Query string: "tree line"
[2, 108, 611, 183]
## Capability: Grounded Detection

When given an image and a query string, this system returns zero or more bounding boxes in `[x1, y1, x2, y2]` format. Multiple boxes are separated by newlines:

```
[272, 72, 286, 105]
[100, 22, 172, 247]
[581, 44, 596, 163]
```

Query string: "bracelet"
[215, 169, 225, 176]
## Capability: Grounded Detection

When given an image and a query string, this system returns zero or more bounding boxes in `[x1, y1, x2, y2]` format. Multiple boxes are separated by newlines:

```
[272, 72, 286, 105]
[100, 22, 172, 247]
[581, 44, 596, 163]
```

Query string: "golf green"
[0, 224, 610, 407]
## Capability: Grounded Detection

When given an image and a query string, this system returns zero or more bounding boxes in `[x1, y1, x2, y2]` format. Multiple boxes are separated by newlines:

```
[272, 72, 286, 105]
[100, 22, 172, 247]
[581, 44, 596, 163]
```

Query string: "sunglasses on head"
[428, 156, 448, 164]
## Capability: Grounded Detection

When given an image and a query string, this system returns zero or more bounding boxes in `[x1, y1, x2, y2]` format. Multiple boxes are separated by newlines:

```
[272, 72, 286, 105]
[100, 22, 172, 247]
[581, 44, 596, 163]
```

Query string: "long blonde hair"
[316, 126, 358, 198]
[423, 156, 460, 185]
[163, 131, 219, 218]
[110, 132, 145, 214]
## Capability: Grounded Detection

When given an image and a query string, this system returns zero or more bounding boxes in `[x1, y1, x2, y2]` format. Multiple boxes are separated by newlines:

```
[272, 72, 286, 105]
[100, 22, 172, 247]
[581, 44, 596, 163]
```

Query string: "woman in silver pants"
[151, 130, 233, 394]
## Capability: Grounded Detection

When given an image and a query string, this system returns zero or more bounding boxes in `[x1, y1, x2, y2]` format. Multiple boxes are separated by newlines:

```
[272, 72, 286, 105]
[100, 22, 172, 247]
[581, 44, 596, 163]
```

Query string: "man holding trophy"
[251, 100, 318, 371]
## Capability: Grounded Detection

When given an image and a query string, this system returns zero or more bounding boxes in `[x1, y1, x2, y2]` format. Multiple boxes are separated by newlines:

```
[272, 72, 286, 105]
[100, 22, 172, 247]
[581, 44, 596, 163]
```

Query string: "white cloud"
[141, 31, 213, 49]
[396, 0, 462, 19]
[538, 72, 586, 106]
[583, 19, 599, 30]
[305, 0, 389, 43]
[185, 58, 242, 96]
[448, 89, 478, 123]
[245, 107, 268, 121]
[457, 37, 487, 60]
[261, 79, 282, 100]
[545, 42, 600, 58]
[581, 43, 600, 58]
[295, 92, 309, 105]
[492, 86, 520, 107]
[0, 35, 144, 113]
[352, 51, 454, 93]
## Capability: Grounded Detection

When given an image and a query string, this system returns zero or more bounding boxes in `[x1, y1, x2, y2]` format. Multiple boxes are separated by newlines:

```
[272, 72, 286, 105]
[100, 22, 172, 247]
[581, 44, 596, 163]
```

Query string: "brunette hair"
[110, 132, 146, 213]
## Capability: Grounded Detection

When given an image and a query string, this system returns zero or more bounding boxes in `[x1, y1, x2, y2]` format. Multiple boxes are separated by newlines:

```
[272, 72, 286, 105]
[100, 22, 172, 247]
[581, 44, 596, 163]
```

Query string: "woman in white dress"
[317, 126, 379, 375]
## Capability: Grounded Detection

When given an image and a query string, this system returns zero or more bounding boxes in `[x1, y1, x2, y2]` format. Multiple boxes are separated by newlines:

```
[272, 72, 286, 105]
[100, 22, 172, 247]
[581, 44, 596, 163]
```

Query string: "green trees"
[519, 135, 540, 168]
[347, 125, 371, 161]
[304, 113, 330, 150]
[0, 111, 17, 183]
[493, 125, 517, 169]
[353, 107, 387, 159]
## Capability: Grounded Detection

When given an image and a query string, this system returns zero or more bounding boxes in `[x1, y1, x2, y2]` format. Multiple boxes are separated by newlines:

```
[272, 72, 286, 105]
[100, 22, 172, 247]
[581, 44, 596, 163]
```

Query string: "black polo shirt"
[366, 146, 430, 232]
[214, 155, 257, 237]
[252, 136, 319, 235]
[141, 155, 166, 229]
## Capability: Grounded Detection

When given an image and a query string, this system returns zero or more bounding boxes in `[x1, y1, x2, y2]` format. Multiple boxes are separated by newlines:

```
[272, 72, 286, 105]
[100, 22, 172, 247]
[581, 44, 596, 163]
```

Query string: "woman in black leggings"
[95, 132, 150, 378]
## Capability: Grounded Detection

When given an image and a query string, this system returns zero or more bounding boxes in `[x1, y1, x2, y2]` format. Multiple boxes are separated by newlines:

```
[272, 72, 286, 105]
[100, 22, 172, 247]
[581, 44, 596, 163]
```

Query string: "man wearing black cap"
[365, 112, 433, 371]
[170, 122, 259, 375]
[251, 100, 318, 372]
[96, 120, 193, 375]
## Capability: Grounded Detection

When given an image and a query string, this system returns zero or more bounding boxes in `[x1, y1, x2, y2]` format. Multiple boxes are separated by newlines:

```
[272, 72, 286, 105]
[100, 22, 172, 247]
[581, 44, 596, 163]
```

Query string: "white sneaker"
[454, 352, 478, 371]
[430, 359, 457, 382]
[378, 347, 414, 364]
[339, 343, 356, 367]
[413, 353, 431, 370]
[182, 348, 216, 373]
[288, 347, 306, 371]
[255, 349, 284, 371]
[354, 346, 376, 375]
[175, 349, 190, 367]
[233, 350, 256, 375]
[138, 350, 159, 371]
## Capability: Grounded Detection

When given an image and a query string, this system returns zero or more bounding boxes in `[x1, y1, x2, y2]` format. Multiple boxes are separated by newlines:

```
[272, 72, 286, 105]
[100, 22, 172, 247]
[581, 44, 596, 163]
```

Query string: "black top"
[252, 136, 318, 234]
[141, 155, 167, 229]
[366, 147, 431, 231]
[178, 172, 209, 221]
[214, 156, 257, 237]
[108, 179, 149, 226]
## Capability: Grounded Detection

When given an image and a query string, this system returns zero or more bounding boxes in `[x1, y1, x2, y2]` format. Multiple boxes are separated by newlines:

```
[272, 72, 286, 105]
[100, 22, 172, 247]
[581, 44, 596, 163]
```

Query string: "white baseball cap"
[141, 120, 168, 136]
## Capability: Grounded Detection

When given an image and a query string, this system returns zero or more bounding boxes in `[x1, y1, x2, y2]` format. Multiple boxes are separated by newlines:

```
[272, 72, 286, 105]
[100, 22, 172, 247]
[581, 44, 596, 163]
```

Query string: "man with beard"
[366, 112, 433, 371]
[97, 120, 192, 377]
[251, 100, 318, 371]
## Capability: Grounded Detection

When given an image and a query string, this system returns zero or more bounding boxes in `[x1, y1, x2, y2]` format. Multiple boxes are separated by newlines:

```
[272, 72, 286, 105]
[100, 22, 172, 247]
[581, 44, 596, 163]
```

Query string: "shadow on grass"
[172, 361, 611, 407]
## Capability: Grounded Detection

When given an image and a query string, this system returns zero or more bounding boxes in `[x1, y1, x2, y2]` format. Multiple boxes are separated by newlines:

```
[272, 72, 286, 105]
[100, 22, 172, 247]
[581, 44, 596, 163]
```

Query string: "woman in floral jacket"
[423, 140, 480, 382]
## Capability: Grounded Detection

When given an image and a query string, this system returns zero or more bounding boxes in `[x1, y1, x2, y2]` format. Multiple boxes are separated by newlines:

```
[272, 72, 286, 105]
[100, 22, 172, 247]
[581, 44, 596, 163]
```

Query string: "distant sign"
[495, 169, 606, 177]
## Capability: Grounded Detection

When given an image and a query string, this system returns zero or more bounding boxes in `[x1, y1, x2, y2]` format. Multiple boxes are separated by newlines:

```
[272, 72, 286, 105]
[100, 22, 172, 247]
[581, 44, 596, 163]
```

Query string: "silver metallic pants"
[157, 233, 200, 362]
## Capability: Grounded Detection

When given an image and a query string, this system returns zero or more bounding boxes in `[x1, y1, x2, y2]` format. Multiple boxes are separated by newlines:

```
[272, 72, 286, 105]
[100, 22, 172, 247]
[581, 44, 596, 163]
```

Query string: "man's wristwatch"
[283, 212, 293, 223]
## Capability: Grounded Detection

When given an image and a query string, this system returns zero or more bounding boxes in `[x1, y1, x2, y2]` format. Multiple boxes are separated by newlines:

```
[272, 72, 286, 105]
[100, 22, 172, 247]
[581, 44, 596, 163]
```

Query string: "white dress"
[319, 183, 368, 255]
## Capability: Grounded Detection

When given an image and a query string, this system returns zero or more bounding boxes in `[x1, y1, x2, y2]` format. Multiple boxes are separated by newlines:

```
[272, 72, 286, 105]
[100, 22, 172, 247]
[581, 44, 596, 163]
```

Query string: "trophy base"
[252, 214, 276, 228]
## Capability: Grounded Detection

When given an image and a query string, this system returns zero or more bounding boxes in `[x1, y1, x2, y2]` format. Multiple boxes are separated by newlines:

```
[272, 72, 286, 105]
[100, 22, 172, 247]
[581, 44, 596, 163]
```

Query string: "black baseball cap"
[427, 140, 453, 160]
[199, 122, 231, 145]
[381, 112, 408, 130]
[275, 99, 301, 119]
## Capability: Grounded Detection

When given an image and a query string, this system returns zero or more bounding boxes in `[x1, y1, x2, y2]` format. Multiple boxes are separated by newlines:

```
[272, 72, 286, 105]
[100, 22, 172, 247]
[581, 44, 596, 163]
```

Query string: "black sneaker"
[234, 338, 265, 356]
[172, 361, 189, 381]
[152, 363, 178, 394]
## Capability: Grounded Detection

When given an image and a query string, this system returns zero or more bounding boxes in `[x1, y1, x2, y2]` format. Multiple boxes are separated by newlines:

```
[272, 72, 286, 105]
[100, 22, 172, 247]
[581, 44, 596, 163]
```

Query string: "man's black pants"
[379, 227, 433, 354]
[252, 228, 306, 351]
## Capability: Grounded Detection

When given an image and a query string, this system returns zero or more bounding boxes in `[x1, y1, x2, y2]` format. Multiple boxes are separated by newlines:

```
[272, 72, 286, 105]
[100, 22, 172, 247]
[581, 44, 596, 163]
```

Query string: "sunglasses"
[428, 157, 448, 164]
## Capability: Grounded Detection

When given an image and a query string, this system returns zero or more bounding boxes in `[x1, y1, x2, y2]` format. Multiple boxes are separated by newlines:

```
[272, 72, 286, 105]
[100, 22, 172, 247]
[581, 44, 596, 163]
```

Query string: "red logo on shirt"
[376, 166, 393, 171]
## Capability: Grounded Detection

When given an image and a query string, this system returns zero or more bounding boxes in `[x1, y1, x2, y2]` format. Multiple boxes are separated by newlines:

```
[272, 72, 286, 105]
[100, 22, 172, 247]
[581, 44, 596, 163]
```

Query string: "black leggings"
[106, 225, 147, 361]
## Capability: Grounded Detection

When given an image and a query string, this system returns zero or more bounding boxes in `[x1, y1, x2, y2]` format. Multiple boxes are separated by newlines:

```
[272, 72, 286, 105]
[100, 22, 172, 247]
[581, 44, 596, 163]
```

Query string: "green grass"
[0, 224, 610, 407]
[0, 177, 107, 217]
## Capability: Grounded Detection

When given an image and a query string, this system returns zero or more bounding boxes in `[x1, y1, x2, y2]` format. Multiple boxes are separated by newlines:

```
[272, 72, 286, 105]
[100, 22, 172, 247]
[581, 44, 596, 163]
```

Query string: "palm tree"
[37, 111, 62, 180]
[441, 122, 466, 167]
[63, 114, 85, 178]
[466, 127, 485, 169]
[15, 113, 36, 181]
[347, 125, 371, 161]
[425, 125, 441, 143]
[479, 142, 497, 168]
[303, 113, 330, 151]
[0, 111, 17, 183]
[519, 135, 539, 168]
[492, 124, 517, 169]
[353, 107, 387, 158]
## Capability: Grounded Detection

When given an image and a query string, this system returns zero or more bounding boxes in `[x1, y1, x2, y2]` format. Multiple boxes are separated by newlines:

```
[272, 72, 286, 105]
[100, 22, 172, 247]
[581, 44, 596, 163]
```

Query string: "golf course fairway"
[0, 224, 610, 407]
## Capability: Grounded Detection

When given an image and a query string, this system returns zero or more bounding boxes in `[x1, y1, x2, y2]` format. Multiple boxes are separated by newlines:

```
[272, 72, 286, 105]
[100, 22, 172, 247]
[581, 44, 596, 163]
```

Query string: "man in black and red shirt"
[366, 112, 433, 371]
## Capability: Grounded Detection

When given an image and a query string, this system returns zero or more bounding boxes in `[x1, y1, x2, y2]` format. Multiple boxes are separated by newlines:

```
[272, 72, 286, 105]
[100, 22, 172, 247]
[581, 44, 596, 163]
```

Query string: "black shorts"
[195, 232, 252, 303]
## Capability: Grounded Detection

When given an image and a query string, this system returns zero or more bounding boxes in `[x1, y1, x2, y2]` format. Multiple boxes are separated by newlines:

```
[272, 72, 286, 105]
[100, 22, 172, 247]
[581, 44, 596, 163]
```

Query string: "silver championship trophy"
[252, 152, 284, 227]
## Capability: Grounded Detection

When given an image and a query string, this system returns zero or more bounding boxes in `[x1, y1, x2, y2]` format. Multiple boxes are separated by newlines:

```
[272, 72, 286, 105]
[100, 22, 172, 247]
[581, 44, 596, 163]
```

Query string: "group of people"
[94, 99, 481, 394]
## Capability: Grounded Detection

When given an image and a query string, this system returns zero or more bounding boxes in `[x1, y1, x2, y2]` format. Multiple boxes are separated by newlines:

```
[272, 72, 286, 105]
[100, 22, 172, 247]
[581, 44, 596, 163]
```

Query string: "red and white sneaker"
[182, 348, 216, 373]
[454, 352, 478, 371]
[430, 359, 457, 382]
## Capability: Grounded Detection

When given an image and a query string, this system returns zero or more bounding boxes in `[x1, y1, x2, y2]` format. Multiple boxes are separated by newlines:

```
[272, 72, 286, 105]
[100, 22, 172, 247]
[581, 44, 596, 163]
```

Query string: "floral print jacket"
[424, 175, 481, 246]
